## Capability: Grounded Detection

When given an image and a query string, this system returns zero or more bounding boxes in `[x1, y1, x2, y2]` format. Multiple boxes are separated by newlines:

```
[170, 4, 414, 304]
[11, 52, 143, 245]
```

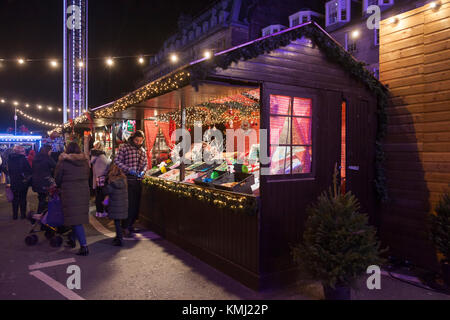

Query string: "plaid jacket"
[114, 142, 147, 175]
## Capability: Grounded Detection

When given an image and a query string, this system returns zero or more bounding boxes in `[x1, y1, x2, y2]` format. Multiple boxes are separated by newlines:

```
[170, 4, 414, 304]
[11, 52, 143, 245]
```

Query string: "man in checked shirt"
[114, 130, 148, 237]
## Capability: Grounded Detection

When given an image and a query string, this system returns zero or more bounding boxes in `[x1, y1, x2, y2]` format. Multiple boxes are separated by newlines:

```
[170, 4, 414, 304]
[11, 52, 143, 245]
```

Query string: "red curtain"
[169, 117, 176, 140]
[144, 120, 159, 165]
[158, 121, 174, 149]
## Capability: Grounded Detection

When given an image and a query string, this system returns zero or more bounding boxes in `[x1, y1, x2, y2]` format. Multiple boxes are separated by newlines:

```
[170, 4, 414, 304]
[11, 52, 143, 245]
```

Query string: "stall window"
[269, 95, 312, 175]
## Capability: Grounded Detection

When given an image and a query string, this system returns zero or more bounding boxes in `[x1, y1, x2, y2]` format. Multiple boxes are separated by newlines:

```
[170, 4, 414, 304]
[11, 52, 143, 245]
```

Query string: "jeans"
[122, 177, 142, 230]
[95, 187, 105, 213]
[71, 225, 87, 247]
[12, 188, 28, 219]
[114, 220, 123, 239]
[37, 192, 48, 214]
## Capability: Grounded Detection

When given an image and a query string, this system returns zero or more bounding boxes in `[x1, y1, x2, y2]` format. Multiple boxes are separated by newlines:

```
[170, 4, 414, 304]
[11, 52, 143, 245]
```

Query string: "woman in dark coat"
[103, 163, 128, 246]
[55, 142, 90, 256]
[32, 145, 56, 214]
[7, 145, 32, 220]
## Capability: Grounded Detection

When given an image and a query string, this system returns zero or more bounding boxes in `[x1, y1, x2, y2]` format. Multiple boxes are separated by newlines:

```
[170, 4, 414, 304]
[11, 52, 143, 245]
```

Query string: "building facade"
[324, 0, 439, 78]
[142, 0, 326, 83]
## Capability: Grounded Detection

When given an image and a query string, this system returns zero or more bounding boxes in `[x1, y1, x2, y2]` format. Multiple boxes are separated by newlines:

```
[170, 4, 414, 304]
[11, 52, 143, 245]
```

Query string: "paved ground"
[0, 184, 449, 300]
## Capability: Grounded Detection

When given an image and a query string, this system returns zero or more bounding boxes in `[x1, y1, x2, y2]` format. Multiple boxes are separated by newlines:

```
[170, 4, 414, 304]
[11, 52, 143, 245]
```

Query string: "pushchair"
[25, 186, 71, 247]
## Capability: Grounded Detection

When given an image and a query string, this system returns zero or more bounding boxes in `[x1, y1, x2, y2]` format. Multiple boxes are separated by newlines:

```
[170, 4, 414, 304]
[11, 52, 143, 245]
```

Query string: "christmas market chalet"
[75, 21, 386, 290]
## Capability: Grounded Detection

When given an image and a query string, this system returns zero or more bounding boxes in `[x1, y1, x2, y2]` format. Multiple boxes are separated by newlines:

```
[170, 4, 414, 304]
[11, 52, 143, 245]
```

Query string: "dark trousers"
[114, 220, 123, 239]
[122, 177, 142, 230]
[12, 188, 28, 219]
[95, 187, 105, 213]
[71, 225, 87, 247]
[37, 192, 47, 214]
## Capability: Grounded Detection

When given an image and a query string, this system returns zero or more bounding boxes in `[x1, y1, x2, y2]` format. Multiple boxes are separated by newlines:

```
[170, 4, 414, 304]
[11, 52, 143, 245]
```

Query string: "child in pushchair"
[25, 185, 71, 247]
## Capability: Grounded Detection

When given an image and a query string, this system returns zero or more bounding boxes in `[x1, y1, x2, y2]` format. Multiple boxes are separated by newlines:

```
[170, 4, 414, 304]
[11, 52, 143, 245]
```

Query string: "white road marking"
[88, 214, 161, 241]
[28, 258, 76, 271]
[88, 214, 116, 238]
[29, 270, 85, 300]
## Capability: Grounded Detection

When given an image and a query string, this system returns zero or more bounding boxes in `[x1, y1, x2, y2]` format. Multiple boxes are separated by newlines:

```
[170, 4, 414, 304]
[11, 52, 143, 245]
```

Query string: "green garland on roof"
[143, 176, 258, 215]
[190, 23, 389, 202]
[157, 100, 259, 126]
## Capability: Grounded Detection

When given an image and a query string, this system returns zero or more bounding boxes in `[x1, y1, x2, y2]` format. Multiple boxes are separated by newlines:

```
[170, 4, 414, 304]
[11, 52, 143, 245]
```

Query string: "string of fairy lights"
[16, 109, 62, 128]
[1, 49, 218, 129]
[0, 97, 63, 113]
[0, 50, 212, 129]
[0, 53, 157, 69]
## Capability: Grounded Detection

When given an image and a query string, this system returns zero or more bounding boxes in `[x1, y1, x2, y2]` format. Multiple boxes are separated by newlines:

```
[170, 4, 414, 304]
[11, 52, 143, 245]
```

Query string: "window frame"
[326, 0, 351, 27]
[345, 32, 357, 53]
[266, 90, 316, 179]
[363, 0, 394, 12]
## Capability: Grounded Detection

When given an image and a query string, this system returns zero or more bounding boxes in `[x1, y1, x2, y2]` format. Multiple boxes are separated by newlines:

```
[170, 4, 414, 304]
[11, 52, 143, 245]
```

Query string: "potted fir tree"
[430, 192, 450, 287]
[291, 167, 385, 300]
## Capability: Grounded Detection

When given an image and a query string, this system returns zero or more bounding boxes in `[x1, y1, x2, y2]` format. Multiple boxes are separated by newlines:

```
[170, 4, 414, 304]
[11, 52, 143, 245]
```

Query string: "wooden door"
[344, 96, 376, 220]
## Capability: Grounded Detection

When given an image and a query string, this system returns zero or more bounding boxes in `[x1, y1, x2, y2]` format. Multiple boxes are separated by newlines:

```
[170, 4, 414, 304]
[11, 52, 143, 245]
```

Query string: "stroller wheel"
[25, 234, 38, 246]
[50, 236, 63, 248]
[45, 230, 54, 239]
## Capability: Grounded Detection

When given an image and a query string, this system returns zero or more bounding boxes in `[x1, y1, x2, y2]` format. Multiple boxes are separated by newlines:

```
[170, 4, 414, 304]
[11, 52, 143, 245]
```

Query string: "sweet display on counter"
[158, 168, 180, 181]
[147, 142, 261, 196]
[213, 171, 255, 194]
[194, 169, 227, 187]
[183, 171, 202, 183]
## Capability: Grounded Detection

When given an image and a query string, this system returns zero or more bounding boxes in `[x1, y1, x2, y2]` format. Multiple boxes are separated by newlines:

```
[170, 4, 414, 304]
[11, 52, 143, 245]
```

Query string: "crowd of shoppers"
[2, 130, 148, 256]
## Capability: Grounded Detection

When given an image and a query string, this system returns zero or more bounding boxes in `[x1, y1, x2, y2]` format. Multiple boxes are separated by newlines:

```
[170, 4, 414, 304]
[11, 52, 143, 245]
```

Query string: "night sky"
[0, 0, 212, 133]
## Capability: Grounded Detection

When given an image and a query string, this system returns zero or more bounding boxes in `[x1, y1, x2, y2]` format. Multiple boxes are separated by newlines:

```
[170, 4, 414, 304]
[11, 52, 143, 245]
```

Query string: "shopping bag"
[96, 175, 106, 187]
[47, 195, 64, 227]
[5, 186, 13, 202]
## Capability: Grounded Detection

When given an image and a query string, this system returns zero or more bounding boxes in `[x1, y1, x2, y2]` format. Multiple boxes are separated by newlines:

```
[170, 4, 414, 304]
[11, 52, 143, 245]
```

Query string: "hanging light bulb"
[78, 61, 84, 68]
[170, 54, 178, 63]
[0, 99, 5, 103]
[203, 50, 212, 59]
[37, 104, 42, 110]
[351, 30, 360, 39]
[430, 1, 440, 9]
[106, 58, 114, 66]
[17, 58, 25, 65]
[50, 60, 58, 68]
[138, 57, 145, 64]
[13, 101, 19, 106]
[389, 17, 399, 24]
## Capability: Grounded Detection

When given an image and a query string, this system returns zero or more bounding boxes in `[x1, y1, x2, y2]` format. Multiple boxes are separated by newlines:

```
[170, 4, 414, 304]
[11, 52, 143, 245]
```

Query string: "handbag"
[46, 194, 64, 227]
[96, 175, 106, 187]
[5, 186, 13, 202]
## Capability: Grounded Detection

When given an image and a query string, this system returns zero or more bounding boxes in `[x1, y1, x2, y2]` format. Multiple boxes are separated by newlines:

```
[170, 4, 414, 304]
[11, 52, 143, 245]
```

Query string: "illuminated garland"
[61, 114, 90, 130]
[94, 71, 191, 119]
[143, 177, 258, 214]
[17, 109, 62, 128]
[156, 101, 260, 126]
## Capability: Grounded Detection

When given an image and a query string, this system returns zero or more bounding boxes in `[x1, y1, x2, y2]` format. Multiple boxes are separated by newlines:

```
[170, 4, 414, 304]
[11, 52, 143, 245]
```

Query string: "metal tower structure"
[63, 0, 88, 123]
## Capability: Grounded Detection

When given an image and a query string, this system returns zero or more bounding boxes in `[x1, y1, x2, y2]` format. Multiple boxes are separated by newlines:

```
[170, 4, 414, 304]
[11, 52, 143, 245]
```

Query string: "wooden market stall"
[89, 21, 387, 290]
[379, 0, 450, 269]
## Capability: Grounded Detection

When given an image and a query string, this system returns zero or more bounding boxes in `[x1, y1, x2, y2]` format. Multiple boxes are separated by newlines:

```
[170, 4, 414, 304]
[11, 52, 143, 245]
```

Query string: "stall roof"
[85, 21, 385, 127]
